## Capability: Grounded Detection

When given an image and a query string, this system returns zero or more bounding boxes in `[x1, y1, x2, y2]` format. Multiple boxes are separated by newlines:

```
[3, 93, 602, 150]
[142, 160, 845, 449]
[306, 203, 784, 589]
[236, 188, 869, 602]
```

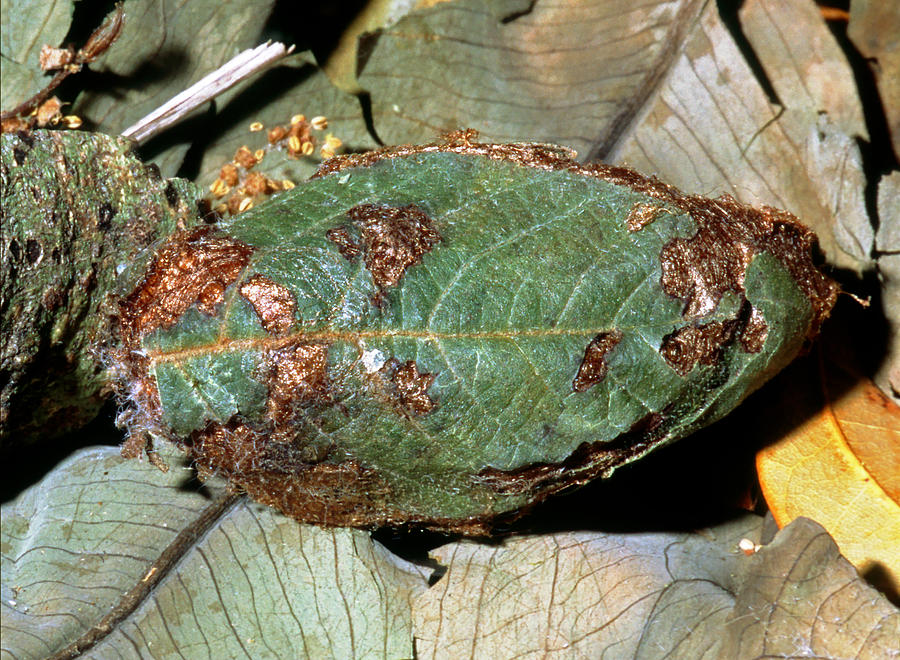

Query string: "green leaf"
[0, 0, 74, 107]
[0, 440, 428, 659]
[414, 516, 900, 657]
[117, 136, 837, 530]
[0, 130, 202, 445]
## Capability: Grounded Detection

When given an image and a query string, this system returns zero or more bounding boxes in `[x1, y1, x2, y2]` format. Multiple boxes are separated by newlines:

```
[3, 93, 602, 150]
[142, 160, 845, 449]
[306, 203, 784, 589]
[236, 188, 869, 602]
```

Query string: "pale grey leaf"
[1, 441, 427, 659]
[413, 516, 900, 659]
[609, 0, 872, 272]
[357, 0, 696, 159]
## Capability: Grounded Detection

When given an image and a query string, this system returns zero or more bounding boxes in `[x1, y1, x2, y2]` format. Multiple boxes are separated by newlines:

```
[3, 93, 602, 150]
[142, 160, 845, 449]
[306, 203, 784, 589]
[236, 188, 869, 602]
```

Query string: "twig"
[121, 42, 294, 145]
[47, 491, 243, 660]
[0, 4, 125, 122]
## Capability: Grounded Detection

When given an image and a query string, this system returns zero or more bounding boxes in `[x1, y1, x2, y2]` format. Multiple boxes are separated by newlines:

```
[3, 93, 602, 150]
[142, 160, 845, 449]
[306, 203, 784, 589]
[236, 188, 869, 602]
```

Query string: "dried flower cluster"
[0, 96, 82, 133]
[208, 114, 343, 216]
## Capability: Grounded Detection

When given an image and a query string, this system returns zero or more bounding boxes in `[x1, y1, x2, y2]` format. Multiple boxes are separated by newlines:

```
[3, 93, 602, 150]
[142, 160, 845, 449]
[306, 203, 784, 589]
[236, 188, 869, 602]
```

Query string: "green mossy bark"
[0, 130, 202, 446]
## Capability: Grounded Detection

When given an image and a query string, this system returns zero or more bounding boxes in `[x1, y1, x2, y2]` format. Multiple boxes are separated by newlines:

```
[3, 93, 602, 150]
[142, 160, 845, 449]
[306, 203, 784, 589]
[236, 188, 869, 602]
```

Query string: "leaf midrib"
[146, 326, 612, 364]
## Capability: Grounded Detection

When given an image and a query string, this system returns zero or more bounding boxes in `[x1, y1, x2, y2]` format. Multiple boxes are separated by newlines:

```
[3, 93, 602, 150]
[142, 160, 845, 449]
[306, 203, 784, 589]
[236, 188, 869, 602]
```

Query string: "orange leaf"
[757, 353, 900, 593]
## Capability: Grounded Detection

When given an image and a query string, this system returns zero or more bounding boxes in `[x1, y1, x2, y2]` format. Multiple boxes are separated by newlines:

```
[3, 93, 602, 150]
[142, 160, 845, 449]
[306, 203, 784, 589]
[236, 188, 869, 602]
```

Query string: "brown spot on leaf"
[313, 129, 583, 178]
[186, 415, 495, 532]
[343, 203, 441, 290]
[264, 341, 330, 438]
[657, 197, 837, 328]
[196, 281, 226, 315]
[477, 410, 668, 497]
[573, 330, 623, 392]
[659, 203, 754, 320]
[239, 273, 297, 335]
[653, 200, 832, 372]
[660, 321, 740, 376]
[325, 226, 361, 260]
[119, 227, 253, 342]
[740, 306, 769, 353]
[186, 418, 397, 528]
[40, 286, 66, 312]
[392, 360, 437, 416]
[626, 202, 665, 232]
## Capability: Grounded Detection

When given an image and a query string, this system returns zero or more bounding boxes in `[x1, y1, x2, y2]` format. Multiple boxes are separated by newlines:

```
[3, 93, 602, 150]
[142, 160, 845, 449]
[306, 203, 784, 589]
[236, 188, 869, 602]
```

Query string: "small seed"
[62, 115, 82, 129]
[209, 179, 230, 197]
[244, 172, 268, 195]
[227, 194, 243, 214]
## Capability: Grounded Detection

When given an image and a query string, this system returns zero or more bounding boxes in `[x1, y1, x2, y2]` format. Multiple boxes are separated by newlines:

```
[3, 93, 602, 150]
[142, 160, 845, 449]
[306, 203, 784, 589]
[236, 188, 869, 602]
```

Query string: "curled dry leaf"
[757, 353, 900, 594]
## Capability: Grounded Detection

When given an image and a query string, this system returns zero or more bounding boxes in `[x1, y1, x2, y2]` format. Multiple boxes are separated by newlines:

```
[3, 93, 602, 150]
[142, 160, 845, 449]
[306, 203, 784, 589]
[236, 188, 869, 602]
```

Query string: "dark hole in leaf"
[24, 238, 41, 265]
[98, 202, 116, 230]
[15, 130, 34, 149]
[164, 181, 178, 207]
[8, 239, 21, 262]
